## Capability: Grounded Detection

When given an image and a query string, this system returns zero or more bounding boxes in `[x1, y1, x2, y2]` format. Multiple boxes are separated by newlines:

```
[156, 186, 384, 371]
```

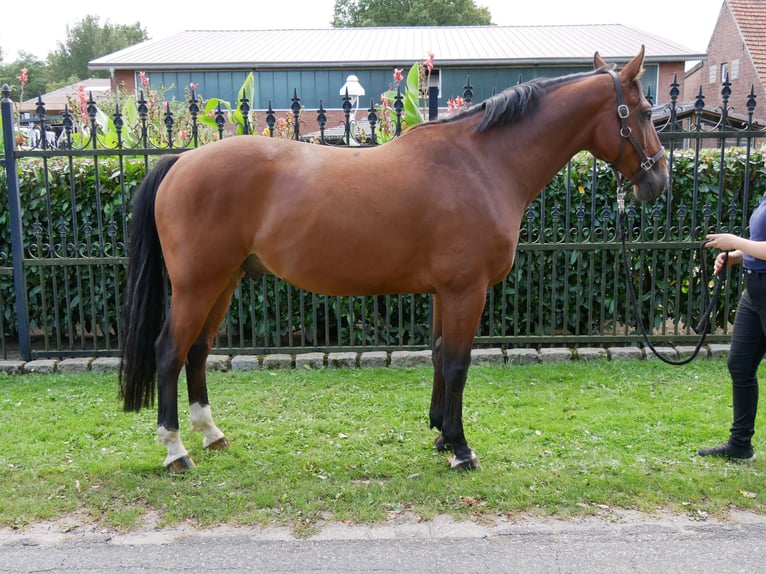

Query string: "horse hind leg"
[155, 276, 240, 472]
[154, 308, 196, 473]
[186, 344, 229, 452]
[185, 272, 244, 452]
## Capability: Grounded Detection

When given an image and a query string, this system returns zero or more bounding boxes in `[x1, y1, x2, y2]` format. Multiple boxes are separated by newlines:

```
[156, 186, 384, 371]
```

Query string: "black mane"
[426, 66, 613, 133]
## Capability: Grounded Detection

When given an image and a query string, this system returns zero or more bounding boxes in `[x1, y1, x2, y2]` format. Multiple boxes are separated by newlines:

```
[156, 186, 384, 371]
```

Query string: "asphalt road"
[2, 510, 765, 573]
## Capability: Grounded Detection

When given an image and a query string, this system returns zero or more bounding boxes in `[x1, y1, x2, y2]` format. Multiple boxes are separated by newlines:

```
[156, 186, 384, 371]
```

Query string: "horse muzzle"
[632, 154, 669, 202]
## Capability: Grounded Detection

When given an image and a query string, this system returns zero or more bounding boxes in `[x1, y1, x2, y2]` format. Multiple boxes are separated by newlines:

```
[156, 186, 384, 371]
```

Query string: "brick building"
[685, 0, 766, 123]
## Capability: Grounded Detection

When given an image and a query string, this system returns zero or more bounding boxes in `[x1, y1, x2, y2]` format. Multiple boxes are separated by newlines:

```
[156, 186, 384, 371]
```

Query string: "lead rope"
[617, 188, 728, 365]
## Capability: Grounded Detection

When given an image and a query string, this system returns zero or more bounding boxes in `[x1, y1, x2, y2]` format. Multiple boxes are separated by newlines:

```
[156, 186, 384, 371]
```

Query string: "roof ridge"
[177, 24, 630, 32]
[90, 26, 703, 69]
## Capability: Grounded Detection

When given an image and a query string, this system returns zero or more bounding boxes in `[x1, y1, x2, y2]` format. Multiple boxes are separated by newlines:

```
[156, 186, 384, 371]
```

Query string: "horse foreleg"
[434, 288, 486, 471]
[186, 273, 242, 451]
[429, 295, 446, 439]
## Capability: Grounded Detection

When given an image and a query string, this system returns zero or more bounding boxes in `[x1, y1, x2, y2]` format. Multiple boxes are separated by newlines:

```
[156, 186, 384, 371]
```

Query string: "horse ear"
[593, 51, 607, 70]
[620, 45, 646, 81]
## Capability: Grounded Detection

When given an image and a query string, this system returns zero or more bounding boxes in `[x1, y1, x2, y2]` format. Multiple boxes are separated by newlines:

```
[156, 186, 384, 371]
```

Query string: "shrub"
[1, 148, 764, 349]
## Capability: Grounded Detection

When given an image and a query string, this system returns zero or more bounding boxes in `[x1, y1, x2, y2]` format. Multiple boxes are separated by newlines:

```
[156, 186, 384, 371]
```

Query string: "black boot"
[698, 383, 758, 461]
[697, 441, 754, 461]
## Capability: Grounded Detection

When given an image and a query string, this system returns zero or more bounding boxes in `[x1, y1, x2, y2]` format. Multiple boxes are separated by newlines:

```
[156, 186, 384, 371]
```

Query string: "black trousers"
[727, 271, 766, 446]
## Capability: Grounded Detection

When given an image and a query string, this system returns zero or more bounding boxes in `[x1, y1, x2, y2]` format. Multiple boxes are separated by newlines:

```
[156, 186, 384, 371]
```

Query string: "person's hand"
[705, 234, 740, 275]
[705, 233, 739, 251]
[713, 251, 732, 276]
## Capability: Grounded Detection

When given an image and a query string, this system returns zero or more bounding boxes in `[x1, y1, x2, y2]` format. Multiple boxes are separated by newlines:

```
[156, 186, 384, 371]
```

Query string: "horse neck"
[476, 75, 613, 203]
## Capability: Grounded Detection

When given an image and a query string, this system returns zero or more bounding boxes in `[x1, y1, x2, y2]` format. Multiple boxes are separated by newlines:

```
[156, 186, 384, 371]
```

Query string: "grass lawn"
[0, 358, 763, 535]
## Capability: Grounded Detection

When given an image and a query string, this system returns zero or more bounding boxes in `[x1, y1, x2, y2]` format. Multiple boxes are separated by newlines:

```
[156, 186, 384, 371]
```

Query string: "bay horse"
[120, 47, 668, 472]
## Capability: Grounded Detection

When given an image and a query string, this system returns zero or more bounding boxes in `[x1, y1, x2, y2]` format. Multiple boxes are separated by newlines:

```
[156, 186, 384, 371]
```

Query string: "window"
[731, 59, 740, 80]
[709, 65, 717, 84]
[721, 62, 729, 82]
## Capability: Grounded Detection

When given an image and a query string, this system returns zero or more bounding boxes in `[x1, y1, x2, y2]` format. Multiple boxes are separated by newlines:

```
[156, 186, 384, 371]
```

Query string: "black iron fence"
[1, 76, 765, 360]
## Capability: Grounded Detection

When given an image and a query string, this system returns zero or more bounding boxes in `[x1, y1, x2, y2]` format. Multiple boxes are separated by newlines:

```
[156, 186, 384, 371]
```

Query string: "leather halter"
[606, 69, 665, 189]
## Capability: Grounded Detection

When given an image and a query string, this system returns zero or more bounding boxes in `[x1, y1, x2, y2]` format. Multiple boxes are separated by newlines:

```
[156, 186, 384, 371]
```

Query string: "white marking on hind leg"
[156, 426, 189, 467]
[189, 402, 226, 448]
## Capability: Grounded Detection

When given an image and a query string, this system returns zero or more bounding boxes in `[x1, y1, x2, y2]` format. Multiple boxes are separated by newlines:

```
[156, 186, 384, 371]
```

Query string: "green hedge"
[1, 149, 765, 348]
[498, 149, 766, 341]
[0, 157, 144, 341]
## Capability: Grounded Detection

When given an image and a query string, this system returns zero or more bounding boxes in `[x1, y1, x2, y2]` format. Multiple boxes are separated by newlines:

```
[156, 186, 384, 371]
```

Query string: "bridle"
[605, 69, 665, 195]
[606, 69, 726, 365]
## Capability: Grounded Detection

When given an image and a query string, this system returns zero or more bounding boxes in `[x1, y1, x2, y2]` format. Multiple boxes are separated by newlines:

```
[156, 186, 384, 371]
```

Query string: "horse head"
[593, 46, 669, 203]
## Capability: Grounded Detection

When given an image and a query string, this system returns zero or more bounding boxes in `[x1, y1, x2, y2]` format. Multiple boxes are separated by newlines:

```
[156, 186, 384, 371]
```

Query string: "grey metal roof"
[89, 25, 705, 70]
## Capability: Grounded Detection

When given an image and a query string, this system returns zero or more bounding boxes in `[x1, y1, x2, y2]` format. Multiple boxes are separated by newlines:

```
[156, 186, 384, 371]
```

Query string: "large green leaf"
[403, 63, 424, 127]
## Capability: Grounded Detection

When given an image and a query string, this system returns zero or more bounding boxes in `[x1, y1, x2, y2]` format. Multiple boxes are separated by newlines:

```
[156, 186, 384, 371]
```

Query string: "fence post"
[427, 69, 439, 120]
[0, 85, 31, 360]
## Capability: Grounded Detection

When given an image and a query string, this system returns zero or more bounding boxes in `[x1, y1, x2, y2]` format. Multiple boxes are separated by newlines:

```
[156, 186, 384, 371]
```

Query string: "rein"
[617, 191, 727, 365]
[605, 69, 726, 365]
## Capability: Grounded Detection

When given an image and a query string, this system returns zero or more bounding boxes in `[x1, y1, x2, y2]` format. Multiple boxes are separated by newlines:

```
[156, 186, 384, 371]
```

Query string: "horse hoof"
[434, 434, 450, 452]
[449, 453, 481, 471]
[166, 456, 196, 473]
[206, 437, 231, 450]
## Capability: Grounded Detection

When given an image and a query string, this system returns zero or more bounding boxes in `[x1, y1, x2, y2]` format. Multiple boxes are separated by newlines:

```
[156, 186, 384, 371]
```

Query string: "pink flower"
[422, 52, 435, 73]
[190, 82, 197, 92]
[78, 83, 88, 123]
[393, 68, 404, 85]
[139, 71, 150, 89]
[17, 67, 28, 100]
[17, 67, 28, 88]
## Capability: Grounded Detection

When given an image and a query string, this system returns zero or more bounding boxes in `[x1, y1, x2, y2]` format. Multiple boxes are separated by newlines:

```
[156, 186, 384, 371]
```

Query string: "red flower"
[447, 96, 465, 111]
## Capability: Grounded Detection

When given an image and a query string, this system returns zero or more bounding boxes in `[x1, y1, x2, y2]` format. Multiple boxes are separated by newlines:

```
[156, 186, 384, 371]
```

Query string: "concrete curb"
[0, 344, 730, 375]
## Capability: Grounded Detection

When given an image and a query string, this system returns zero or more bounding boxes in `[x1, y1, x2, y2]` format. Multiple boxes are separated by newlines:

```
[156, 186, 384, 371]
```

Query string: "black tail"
[119, 155, 181, 412]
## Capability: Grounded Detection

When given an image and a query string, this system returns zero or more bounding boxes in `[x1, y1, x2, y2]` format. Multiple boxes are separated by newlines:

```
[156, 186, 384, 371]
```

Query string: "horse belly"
[263, 241, 431, 296]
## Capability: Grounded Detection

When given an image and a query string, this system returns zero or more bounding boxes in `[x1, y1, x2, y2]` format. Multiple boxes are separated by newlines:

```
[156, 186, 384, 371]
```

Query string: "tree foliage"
[0, 53, 47, 103]
[46, 15, 147, 87]
[332, 0, 493, 27]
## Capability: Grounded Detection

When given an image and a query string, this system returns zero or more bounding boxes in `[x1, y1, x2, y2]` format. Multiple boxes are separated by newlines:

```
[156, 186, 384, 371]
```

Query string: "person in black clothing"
[698, 143, 766, 461]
